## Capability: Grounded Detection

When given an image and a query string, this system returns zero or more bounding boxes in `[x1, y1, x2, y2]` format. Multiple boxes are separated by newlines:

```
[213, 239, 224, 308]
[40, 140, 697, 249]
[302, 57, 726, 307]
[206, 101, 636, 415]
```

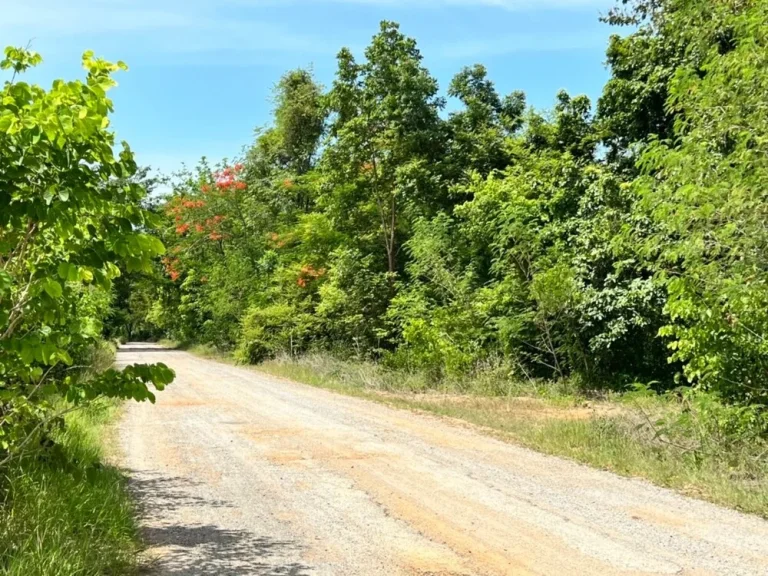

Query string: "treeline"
[117, 0, 768, 404]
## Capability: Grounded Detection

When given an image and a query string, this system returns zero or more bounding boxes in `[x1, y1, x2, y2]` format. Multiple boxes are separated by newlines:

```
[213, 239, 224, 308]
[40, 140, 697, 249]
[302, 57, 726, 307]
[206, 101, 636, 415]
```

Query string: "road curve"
[117, 343, 768, 576]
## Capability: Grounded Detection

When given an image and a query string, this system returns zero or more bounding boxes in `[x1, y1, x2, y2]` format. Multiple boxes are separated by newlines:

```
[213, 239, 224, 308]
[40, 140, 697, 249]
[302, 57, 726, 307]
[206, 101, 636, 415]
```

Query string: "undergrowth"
[0, 393, 140, 575]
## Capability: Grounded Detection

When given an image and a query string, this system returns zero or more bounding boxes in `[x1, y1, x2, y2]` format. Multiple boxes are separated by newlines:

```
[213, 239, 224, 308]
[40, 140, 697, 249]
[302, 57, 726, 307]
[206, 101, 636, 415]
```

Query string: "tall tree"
[0, 47, 174, 458]
[273, 68, 326, 176]
[638, 0, 768, 402]
[324, 21, 445, 279]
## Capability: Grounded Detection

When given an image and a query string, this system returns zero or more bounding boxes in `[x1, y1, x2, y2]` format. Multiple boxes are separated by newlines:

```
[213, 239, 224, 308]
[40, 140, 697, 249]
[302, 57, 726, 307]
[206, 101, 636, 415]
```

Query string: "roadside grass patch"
[0, 401, 140, 576]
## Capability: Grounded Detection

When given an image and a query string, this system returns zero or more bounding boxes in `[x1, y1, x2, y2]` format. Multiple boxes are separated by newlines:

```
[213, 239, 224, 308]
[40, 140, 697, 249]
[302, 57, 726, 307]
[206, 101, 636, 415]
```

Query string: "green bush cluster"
[0, 47, 175, 463]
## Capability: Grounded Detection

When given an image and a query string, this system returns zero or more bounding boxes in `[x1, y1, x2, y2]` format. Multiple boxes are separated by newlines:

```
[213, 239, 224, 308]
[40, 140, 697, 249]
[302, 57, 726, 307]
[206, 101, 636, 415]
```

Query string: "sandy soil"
[117, 343, 768, 576]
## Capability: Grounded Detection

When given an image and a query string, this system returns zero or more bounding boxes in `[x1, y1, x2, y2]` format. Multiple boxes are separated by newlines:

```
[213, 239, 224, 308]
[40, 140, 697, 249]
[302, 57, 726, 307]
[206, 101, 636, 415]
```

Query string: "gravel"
[117, 343, 768, 576]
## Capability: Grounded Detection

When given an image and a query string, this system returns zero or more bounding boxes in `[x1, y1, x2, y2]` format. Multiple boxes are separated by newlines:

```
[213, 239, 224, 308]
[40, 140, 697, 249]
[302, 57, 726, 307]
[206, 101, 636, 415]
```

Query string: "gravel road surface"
[117, 343, 768, 575]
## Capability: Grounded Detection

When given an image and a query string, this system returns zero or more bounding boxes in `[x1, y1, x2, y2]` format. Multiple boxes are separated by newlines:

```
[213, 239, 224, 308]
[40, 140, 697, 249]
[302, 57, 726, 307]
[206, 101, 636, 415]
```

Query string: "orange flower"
[175, 223, 190, 235]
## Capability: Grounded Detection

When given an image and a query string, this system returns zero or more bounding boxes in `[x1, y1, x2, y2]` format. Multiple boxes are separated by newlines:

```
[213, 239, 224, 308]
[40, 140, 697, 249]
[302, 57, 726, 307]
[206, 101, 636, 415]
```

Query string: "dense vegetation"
[0, 47, 173, 573]
[1, 394, 140, 576]
[0, 46, 174, 461]
[121, 0, 768, 416]
[1, 0, 767, 568]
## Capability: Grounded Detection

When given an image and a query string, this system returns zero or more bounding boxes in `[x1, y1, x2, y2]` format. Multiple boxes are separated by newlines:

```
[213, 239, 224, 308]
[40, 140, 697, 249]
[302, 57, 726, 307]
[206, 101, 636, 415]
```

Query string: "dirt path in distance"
[117, 343, 768, 576]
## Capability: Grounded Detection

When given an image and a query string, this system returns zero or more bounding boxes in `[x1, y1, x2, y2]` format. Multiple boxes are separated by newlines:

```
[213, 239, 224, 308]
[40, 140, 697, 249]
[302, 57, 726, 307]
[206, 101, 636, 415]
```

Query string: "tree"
[447, 64, 525, 177]
[273, 68, 326, 176]
[324, 21, 445, 280]
[0, 47, 174, 459]
[637, 0, 768, 402]
[597, 0, 741, 169]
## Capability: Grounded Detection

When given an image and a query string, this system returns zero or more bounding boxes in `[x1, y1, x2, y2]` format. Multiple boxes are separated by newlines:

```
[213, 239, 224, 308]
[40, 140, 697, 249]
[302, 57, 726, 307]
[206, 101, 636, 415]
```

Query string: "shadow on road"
[128, 472, 311, 576]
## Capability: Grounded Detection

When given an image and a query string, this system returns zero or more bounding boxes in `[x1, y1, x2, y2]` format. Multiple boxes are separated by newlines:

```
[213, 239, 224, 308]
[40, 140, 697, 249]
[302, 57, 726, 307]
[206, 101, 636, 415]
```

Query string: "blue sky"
[1, 0, 616, 177]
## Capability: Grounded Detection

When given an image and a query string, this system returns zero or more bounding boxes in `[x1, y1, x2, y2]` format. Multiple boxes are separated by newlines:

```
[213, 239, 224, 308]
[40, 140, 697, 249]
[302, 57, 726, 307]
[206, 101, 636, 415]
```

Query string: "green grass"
[0, 401, 141, 576]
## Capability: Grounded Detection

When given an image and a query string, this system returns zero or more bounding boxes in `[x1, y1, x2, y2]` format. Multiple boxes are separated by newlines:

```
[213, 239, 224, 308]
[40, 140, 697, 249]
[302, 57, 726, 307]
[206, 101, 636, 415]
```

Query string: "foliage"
[0, 47, 174, 461]
[123, 1, 768, 420]
[323, 21, 446, 279]
[637, 0, 768, 402]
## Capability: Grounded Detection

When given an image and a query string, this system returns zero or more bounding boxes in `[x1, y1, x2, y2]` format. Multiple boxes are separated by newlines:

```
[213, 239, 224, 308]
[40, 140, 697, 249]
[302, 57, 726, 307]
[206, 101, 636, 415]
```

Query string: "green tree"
[273, 68, 326, 176]
[638, 0, 768, 402]
[324, 21, 446, 280]
[0, 47, 174, 459]
[446, 64, 525, 177]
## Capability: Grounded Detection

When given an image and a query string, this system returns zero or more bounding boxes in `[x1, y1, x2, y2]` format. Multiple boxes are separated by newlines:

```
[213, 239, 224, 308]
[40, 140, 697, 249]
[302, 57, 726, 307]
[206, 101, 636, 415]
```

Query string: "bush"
[236, 304, 311, 363]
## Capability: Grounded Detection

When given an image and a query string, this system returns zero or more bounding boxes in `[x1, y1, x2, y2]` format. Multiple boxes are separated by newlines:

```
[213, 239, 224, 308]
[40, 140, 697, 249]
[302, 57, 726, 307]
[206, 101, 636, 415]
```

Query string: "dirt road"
[117, 343, 768, 576]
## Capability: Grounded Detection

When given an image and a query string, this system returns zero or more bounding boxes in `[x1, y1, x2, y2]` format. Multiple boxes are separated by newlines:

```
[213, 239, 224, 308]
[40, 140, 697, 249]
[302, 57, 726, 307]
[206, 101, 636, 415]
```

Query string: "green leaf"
[57, 262, 72, 280]
[42, 278, 63, 299]
[19, 343, 34, 365]
[0, 269, 12, 292]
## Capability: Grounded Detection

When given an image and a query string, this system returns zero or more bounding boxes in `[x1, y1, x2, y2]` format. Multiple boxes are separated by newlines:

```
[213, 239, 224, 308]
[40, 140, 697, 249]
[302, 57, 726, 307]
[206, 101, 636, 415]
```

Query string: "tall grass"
[0, 401, 140, 575]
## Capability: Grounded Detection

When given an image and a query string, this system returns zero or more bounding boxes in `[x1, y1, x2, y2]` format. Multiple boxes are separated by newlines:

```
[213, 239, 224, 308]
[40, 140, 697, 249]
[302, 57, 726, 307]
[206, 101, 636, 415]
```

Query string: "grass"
[0, 348, 141, 575]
